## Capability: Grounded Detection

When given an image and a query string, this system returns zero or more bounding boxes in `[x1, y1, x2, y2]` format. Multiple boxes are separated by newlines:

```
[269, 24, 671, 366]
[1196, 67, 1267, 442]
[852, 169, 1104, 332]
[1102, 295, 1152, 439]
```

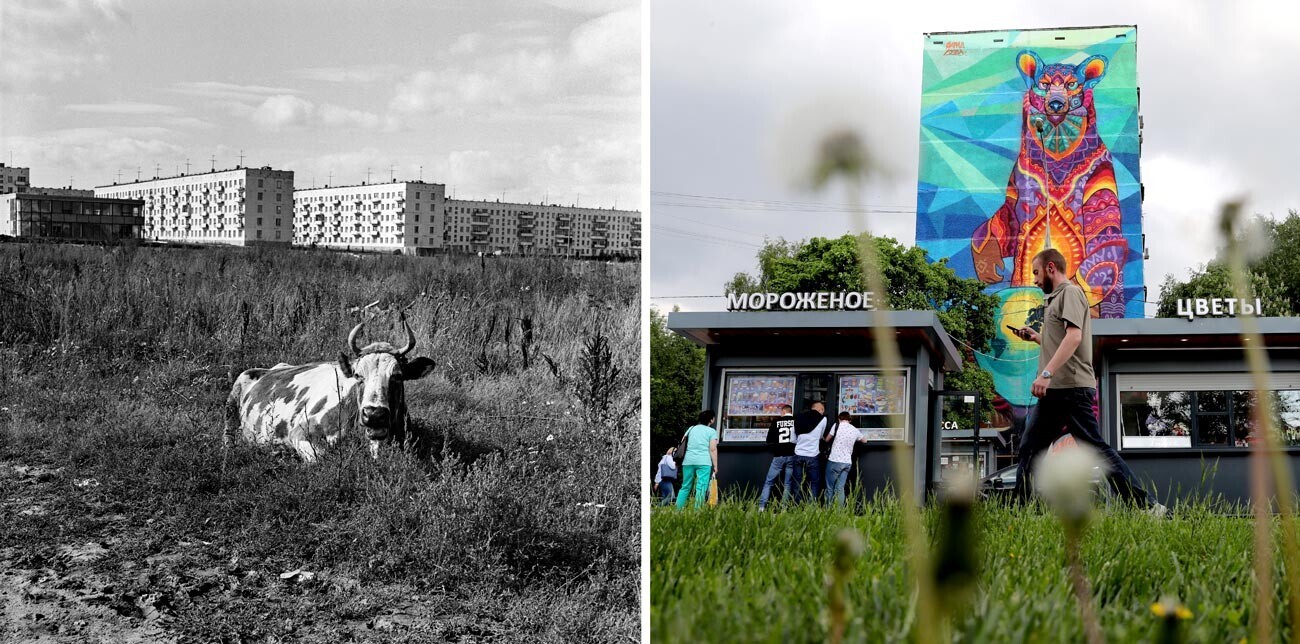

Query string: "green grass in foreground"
[651, 494, 1287, 643]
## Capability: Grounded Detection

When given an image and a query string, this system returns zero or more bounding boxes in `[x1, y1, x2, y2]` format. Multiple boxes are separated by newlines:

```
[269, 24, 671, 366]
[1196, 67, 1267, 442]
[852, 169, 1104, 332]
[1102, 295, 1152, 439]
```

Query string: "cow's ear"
[1077, 55, 1108, 89]
[402, 357, 436, 380]
[338, 353, 354, 379]
[1017, 50, 1042, 88]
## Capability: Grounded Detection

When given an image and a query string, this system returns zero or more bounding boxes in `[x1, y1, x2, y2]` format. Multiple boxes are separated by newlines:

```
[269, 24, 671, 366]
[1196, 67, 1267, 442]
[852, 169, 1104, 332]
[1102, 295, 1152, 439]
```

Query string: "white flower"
[1035, 444, 1108, 524]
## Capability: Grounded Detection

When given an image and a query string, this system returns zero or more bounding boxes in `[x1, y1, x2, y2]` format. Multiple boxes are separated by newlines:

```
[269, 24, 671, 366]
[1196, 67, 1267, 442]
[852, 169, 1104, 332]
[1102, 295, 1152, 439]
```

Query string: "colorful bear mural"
[916, 26, 1143, 412]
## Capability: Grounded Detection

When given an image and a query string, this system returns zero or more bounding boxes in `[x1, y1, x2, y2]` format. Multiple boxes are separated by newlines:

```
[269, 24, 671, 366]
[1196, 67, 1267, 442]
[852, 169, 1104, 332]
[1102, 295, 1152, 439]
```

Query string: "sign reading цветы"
[727, 291, 877, 311]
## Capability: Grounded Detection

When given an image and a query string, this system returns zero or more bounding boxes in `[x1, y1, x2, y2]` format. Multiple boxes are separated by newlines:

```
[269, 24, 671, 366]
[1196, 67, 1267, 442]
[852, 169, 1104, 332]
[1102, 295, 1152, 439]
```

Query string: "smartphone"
[1007, 324, 1023, 337]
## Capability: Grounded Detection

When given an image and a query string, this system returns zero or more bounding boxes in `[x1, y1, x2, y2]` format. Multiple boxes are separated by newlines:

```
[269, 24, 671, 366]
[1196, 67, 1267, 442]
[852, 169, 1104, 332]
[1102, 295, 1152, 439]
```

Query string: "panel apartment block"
[292, 181, 446, 254]
[95, 166, 295, 246]
[444, 200, 641, 258]
[0, 164, 31, 195]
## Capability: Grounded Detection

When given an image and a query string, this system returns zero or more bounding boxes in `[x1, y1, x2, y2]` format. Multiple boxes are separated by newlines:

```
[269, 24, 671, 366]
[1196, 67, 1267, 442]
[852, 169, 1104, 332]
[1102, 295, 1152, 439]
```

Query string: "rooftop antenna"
[136, 166, 141, 182]
[184, 158, 191, 174]
[115, 170, 122, 184]
[327, 170, 333, 187]
[418, 165, 423, 182]
[366, 167, 372, 184]
[576, 194, 581, 207]
[238, 149, 245, 168]
[389, 164, 395, 182]
[210, 155, 216, 172]
[154, 163, 160, 179]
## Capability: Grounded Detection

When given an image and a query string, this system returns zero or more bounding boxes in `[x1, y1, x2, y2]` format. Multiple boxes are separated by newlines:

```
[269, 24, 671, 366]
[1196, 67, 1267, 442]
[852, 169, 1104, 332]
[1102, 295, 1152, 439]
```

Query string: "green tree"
[726, 233, 1000, 422]
[1157, 211, 1299, 318]
[650, 306, 705, 458]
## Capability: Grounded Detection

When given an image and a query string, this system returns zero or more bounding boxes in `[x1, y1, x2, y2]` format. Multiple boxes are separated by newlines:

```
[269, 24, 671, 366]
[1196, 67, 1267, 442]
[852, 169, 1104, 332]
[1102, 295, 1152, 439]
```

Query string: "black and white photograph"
[0, 1, 641, 641]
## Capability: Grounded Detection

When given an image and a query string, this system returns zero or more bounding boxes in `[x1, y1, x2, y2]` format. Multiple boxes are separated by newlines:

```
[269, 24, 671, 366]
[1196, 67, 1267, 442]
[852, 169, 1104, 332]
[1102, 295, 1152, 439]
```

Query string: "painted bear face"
[1017, 50, 1108, 157]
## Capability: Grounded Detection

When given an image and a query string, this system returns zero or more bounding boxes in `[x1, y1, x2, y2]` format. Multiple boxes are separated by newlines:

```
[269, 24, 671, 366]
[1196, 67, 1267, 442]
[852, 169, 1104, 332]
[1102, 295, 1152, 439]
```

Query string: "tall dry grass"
[0, 242, 639, 641]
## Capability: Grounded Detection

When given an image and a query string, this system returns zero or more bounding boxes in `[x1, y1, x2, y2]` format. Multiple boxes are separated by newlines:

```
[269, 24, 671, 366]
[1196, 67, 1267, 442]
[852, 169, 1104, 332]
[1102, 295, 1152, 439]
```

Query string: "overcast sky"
[0, 0, 638, 209]
[651, 0, 1300, 317]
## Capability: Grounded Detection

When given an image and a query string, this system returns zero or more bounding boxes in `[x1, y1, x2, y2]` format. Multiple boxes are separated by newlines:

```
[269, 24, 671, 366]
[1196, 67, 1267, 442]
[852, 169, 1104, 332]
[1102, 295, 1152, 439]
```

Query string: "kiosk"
[666, 310, 964, 502]
[669, 307, 1300, 506]
[1094, 316, 1300, 505]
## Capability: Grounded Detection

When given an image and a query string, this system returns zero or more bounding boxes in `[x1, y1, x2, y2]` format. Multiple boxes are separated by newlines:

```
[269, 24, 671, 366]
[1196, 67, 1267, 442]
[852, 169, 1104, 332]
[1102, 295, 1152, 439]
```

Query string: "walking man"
[758, 404, 796, 511]
[1011, 248, 1166, 515]
[790, 401, 827, 504]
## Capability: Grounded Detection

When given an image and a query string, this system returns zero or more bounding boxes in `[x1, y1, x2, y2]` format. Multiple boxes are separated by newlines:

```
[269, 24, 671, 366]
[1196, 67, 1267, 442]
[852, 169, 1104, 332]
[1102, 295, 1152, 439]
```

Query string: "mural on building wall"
[916, 26, 1143, 410]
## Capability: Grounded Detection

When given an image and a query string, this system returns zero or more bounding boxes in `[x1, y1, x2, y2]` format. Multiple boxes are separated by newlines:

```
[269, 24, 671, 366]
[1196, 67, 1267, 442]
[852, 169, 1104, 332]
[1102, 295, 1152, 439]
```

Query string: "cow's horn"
[347, 322, 365, 356]
[397, 313, 416, 357]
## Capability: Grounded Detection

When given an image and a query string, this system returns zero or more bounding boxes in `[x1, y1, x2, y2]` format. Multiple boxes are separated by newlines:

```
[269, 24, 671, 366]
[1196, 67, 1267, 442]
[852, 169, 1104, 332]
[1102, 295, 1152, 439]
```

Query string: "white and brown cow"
[225, 315, 435, 461]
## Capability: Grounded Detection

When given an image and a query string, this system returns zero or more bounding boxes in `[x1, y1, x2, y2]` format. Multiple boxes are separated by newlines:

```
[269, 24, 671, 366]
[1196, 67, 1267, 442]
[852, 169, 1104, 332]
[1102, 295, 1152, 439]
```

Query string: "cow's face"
[339, 315, 436, 440]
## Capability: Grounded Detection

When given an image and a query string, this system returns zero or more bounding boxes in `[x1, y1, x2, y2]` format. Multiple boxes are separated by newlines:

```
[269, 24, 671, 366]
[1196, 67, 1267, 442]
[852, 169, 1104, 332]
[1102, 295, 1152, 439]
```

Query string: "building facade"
[0, 192, 144, 242]
[292, 181, 445, 254]
[94, 166, 294, 246]
[0, 164, 31, 195]
[443, 200, 640, 258]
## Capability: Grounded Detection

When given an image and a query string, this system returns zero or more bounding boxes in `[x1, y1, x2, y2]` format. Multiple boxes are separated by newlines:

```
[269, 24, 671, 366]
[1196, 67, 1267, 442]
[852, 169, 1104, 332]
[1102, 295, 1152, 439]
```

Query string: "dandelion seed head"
[1035, 443, 1107, 524]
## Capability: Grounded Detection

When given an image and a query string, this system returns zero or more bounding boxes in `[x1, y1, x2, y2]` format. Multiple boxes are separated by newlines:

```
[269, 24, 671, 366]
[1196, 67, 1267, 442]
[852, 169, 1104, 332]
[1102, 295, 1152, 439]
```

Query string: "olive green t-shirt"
[1039, 282, 1096, 388]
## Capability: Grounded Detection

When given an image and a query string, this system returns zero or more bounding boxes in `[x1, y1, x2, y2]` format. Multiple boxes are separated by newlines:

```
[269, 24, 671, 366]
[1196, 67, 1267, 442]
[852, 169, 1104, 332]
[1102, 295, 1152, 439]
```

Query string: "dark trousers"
[791, 455, 823, 504]
[1013, 387, 1150, 506]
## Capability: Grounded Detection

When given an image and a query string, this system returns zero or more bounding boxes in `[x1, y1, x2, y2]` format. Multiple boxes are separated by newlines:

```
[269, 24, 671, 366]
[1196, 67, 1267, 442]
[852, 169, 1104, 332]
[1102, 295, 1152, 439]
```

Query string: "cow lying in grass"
[225, 314, 435, 461]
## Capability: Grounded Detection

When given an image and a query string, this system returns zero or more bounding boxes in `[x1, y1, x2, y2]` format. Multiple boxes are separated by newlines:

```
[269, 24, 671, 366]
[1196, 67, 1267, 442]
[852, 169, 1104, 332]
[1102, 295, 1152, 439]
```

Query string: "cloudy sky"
[0, 0, 638, 209]
[651, 0, 1300, 317]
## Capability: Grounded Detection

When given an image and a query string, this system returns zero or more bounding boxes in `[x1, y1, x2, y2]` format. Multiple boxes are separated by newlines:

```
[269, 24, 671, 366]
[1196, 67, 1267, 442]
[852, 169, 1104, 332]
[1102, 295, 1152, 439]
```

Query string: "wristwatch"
[1040, 369, 1053, 379]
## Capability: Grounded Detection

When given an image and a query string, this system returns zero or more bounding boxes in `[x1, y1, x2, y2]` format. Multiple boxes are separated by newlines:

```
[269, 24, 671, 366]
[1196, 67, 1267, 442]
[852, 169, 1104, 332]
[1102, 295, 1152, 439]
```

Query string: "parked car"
[978, 435, 1110, 502]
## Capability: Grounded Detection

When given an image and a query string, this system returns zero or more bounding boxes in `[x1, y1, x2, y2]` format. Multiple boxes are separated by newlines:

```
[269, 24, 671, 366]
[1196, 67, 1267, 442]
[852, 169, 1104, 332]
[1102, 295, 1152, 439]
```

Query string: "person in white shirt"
[653, 446, 678, 506]
[823, 412, 869, 506]
[790, 401, 827, 504]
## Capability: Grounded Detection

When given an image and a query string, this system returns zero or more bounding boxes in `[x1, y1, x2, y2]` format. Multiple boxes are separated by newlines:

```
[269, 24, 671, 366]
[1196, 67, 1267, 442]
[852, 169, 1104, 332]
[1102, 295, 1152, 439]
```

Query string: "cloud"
[250, 95, 315, 131]
[291, 65, 401, 83]
[4, 127, 184, 187]
[538, 0, 635, 14]
[390, 8, 638, 117]
[448, 33, 484, 55]
[65, 102, 181, 115]
[0, 0, 130, 88]
[171, 81, 302, 103]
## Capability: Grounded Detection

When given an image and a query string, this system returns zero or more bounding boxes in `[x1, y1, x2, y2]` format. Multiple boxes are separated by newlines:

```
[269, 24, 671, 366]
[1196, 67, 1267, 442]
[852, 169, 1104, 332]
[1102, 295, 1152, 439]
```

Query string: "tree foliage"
[650, 306, 705, 457]
[1157, 211, 1300, 318]
[725, 233, 1000, 421]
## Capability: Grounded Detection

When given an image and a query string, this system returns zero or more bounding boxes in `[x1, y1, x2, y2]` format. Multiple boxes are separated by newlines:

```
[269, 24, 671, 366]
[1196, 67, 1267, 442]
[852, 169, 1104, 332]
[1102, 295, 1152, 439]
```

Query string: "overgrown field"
[0, 243, 639, 642]
[651, 497, 1288, 642]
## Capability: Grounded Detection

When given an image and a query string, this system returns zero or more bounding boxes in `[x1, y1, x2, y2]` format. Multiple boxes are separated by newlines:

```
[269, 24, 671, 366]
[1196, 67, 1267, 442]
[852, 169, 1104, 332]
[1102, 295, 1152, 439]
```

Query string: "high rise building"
[292, 181, 445, 254]
[0, 163, 31, 195]
[443, 200, 640, 258]
[95, 166, 294, 246]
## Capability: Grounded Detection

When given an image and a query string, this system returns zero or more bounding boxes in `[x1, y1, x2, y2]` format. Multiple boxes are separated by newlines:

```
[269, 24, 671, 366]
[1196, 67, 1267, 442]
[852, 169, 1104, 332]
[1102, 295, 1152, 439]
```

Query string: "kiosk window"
[837, 372, 907, 441]
[721, 374, 796, 442]
[1121, 389, 1300, 449]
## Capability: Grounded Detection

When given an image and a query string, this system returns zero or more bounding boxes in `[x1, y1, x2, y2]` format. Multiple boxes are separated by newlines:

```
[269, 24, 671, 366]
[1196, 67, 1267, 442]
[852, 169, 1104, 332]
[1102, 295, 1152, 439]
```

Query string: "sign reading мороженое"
[726, 291, 877, 311]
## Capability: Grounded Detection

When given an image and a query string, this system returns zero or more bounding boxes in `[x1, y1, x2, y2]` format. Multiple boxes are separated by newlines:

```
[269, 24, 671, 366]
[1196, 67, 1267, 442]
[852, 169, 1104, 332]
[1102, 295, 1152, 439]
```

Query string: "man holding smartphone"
[1011, 248, 1166, 516]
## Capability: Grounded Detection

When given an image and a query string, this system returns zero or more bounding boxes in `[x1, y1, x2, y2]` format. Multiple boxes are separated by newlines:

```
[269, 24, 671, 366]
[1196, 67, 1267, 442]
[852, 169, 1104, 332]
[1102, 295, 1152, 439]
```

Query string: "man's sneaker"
[1147, 502, 1169, 519]
[757, 506, 766, 513]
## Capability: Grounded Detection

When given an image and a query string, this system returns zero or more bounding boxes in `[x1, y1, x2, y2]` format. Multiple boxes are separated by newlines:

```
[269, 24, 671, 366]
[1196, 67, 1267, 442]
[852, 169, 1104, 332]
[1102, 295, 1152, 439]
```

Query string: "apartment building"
[94, 166, 294, 246]
[0, 164, 31, 195]
[443, 200, 640, 258]
[292, 181, 445, 254]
